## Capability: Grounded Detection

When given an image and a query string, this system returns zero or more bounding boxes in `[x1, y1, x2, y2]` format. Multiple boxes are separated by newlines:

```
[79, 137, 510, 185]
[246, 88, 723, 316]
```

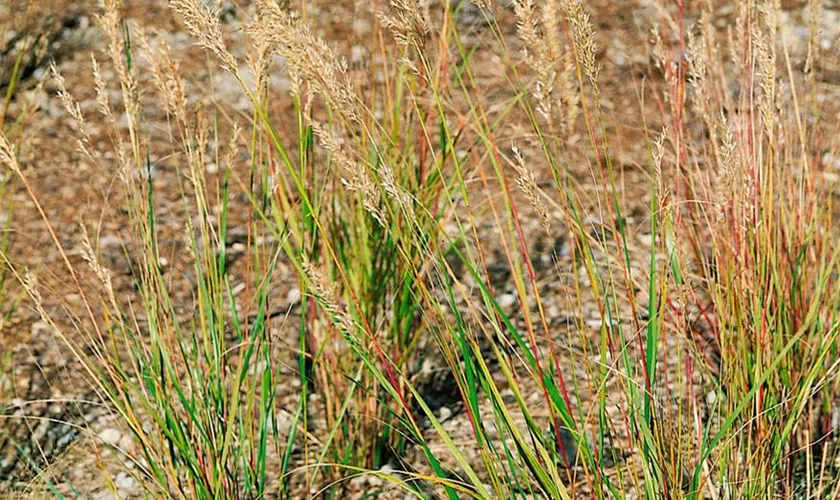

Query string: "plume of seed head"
[804, 0, 820, 75]
[514, 0, 541, 55]
[253, 2, 362, 123]
[101, 0, 139, 118]
[170, 0, 239, 75]
[380, 165, 418, 228]
[514, 0, 555, 120]
[687, 32, 709, 119]
[380, 165, 414, 210]
[650, 26, 666, 71]
[91, 55, 112, 120]
[301, 257, 357, 338]
[474, 0, 492, 11]
[543, 0, 562, 62]
[50, 62, 85, 126]
[91, 53, 132, 184]
[558, 51, 579, 133]
[252, 36, 273, 95]
[543, 0, 579, 130]
[248, 5, 277, 95]
[225, 124, 241, 171]
[50, 62, 95, 162]
[754, 2, 778, 137]
[0, 132, 21, 175]
[137, 32, 187, 124]
[514, 0, 580, 129]
[79, 225, 117, 310]
[310, 121, 387, 227]
[22, 272, 43, 310]
[717, 113, 741, 199]
[379, 0, 430, 50]
[353, 175, 388, 228]
[730, 1, 748, 67]
[562, 0, 599, 88]
[512, 144, 551, 235]
[309, 121, 355, 173]
[652, 126, 669, 201]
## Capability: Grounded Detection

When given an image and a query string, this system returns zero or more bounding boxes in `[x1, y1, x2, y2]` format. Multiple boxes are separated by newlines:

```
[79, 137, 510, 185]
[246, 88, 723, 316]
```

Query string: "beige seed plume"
[50, 62, 94, 162]
[380, 165, 414, 211]
[804, 0, 820, 74]
[136, 32, 187, 122]
[379, 0, 430, 50]
[252, 2, 362, 123]
[91, 55, 112, 120]
[512, 144, 551, 235]
[717, 113, 741, 198]
[687, 32, 708, 118]
[310, 121, 387, 227]
[101, 0, 140, 119]
[562, 0, 599, 88]
[753, 1, 778, 137]
[170, 0, 238, 75]
[0, 132, 20, 175]
[514, 0, 555, 120]
[513, 0, 579, 129]
[301, 257, 357, 338]
[22, 272, 44, 312]
[79, 224, 123, 315]
[652, 126, 669, 202]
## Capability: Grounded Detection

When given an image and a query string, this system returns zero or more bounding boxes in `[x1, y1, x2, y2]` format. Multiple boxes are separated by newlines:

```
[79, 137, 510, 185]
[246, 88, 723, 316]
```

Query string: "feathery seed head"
[50, 62, 95, 162]
[91, 55, 113, 120]
[302, 257, 357, 338]
[562, 0, 599, 87]
[80, 225, 115, 299]
[512, 144, 551, 235]
[0, 132, 20, 175]
[717, 113, 741, 198]
[514, 0, 578, 128]
[310, 121, 387, 227]
[101, 0, 140, 118]
[170, 0, 239, 75]
[252, 4, 362, 123]
[379, 0, 430, 50]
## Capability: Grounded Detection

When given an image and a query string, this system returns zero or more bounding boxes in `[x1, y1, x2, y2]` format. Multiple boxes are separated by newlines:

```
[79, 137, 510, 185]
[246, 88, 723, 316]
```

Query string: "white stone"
[286, 287, 302, 305]
[350, 46, 367, 64]
[98, 427, 122, 446]
[119, 433, 136, 454]
[438, 406, 452, 420]
[115, 471, 136, 491]
[497, 293, 516, 308]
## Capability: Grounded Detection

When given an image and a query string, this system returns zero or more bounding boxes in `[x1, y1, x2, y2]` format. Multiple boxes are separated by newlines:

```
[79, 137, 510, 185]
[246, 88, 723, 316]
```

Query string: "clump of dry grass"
[2, 0, 840, 498]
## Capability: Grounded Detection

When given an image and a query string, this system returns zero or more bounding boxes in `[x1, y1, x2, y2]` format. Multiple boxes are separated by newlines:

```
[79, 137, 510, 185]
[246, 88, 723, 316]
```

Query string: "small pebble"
[497, 293, 516, 308]
[119, 434, 136, 454]
[287, 287, 302, 305]
[98, 428, 122, 446]
[637, 233, 654, 247]
[438, 406, 452, 420]
[115, 471, 136, 491]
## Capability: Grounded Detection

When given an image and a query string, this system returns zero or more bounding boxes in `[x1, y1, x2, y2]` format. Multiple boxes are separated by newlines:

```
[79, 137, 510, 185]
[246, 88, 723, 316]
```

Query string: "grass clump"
[1, 0, 840, 498]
